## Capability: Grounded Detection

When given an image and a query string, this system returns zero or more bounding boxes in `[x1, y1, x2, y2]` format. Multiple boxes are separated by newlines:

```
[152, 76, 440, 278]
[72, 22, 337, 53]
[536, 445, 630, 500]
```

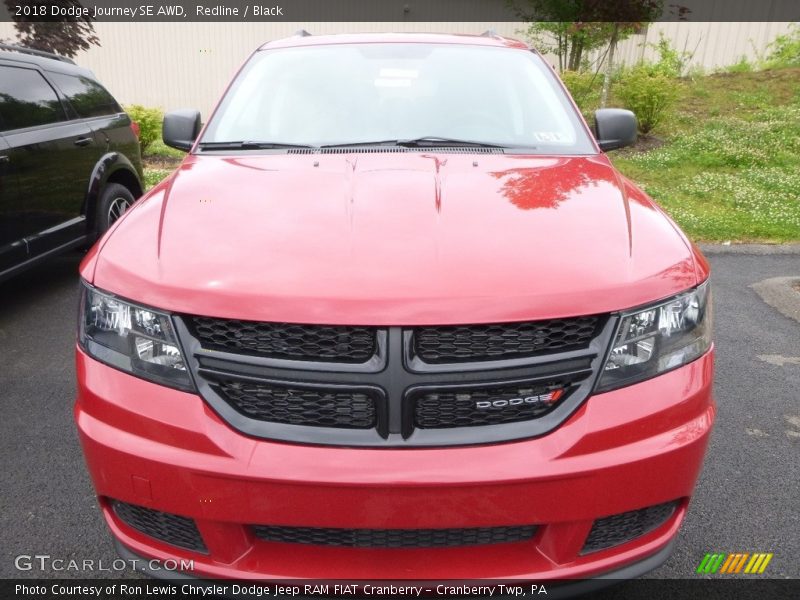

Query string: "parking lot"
[0, 249, 798, 580]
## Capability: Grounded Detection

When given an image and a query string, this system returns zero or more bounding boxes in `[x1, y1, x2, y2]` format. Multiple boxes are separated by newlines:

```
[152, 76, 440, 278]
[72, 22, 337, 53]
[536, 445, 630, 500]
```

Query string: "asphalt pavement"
[0, 249, 798, 581]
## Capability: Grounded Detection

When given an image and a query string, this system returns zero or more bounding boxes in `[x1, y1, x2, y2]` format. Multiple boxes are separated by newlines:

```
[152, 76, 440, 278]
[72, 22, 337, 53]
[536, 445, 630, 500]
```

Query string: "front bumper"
[75, 347, 715, 580]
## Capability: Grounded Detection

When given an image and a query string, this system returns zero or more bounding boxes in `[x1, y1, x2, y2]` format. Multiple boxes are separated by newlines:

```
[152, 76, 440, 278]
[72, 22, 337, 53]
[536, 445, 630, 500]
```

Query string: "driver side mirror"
[594, 108, 637, 151]
[163, 109, 202, 151]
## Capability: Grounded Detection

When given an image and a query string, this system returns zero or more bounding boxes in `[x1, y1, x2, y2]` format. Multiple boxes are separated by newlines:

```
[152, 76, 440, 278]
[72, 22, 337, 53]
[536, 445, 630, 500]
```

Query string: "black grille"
[413, 317, 599, 363]
[582, 501, 678, 554]
[413, 381, 568, 429]
[252, 524, 537, 548]
[112, 501, 206, 553]
[215, 379, 378, 429]
[189, 317, 377, 363]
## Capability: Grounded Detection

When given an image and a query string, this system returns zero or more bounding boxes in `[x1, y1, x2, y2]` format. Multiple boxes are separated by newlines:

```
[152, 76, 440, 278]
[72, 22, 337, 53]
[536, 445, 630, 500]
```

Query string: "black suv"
[0, 44, 143, 281]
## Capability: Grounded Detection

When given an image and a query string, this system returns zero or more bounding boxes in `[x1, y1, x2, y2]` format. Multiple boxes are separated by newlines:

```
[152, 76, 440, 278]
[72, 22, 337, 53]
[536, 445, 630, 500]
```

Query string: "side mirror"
[163, 109, 201, 151]
[594, 108, 637, 151]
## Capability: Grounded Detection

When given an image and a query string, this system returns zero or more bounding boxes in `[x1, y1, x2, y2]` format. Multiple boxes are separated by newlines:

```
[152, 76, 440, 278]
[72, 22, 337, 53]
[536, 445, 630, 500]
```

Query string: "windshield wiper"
[197, 141, 315, 150]
[199, 138, 529, 151]
[320, 137, 521, 150]
[396, 137, 520, 149]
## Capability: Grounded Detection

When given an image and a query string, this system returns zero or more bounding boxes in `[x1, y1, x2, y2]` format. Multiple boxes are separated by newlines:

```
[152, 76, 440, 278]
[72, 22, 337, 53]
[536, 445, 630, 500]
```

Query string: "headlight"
[596, 281, 712, 393]
[79, 283, 194, 391]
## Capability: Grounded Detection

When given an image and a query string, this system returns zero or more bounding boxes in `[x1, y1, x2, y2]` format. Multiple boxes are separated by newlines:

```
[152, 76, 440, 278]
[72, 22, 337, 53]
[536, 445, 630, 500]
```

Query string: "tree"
[588, 2, 683, 107]
[520, 21, 615, 72]
[511, 1, 618, 71]
[510, 1, 663, 75]
[4, 1, 99, 58]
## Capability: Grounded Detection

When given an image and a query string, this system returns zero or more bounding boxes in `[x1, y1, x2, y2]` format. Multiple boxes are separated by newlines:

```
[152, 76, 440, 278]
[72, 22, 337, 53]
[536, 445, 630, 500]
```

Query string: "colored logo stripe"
[745, 553, 773, 574]
[697, 553, 726, 573]
[698, 552, 773, 574]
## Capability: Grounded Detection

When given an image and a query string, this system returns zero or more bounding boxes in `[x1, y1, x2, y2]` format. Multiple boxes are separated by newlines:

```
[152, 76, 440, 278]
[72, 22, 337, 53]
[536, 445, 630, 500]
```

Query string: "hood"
[87, 152, 699, 325]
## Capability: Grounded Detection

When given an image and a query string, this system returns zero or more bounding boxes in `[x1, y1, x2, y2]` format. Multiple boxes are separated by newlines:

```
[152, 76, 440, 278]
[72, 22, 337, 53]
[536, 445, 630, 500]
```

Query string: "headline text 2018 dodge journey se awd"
[75, 33, 714, 583]
[0, 44, 143, 282]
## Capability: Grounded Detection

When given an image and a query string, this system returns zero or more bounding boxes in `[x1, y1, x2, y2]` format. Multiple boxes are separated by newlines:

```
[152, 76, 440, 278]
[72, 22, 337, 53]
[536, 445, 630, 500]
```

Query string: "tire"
[96, 183, 135, 236]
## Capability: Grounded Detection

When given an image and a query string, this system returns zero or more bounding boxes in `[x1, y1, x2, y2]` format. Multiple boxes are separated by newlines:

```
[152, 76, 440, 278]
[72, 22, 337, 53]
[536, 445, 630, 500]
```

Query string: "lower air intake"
[112, 500, 207, 553]
[252, 524, 537, 548]
[582, 501, 678, 554]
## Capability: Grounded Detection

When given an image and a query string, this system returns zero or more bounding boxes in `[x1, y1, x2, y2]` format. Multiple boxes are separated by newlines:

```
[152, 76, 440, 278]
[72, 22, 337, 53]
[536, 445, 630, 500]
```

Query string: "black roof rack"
[0, 43, 76, 65]
[294, 29, 312, 37]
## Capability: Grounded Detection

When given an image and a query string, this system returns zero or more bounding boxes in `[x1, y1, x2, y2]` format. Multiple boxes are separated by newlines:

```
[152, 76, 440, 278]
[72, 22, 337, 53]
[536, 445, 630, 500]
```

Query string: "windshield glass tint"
[202, 43, 595, 153]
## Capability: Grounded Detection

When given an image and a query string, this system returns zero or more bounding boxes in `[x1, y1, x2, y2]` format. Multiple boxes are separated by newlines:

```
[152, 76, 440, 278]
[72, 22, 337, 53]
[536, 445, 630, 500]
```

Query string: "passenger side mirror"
[594, 108, 637, 151]
[163, 109, 202, 151]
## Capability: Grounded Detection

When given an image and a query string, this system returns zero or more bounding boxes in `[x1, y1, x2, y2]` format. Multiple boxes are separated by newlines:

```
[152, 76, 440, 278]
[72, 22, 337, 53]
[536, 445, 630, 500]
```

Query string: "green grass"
[142, 140, 185, 189]
[143, 168, 173, 189]
[145, 139, 186, 160]
[610, 68, 800, 242]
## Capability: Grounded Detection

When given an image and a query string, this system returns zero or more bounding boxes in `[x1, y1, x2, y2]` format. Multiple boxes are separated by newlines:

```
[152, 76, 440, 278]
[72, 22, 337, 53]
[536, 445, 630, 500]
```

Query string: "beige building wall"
[1, 21, 794, 115]
[608, 21, 794, 73]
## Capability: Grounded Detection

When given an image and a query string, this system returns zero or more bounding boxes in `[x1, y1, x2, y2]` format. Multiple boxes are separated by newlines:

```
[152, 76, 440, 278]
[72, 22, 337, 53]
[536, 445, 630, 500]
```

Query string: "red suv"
[75, 33, 714, 585]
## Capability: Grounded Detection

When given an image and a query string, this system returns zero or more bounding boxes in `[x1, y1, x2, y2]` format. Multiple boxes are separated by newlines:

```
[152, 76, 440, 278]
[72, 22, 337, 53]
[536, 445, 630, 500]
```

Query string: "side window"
[47, 72, 121, 118]
[0, 65, 67, 131]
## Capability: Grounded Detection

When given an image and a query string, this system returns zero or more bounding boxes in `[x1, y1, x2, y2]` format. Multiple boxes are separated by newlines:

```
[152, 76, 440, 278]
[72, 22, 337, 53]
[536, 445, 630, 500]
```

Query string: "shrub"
[685, 64, 707, 80]
[763, 24, 800, 69]
[125, 104, 163, 154]
[559, 70, 602, 117]
[647, 32, 694, 78]
[615, 66, 678, 134]
[724, 56, 754, 73]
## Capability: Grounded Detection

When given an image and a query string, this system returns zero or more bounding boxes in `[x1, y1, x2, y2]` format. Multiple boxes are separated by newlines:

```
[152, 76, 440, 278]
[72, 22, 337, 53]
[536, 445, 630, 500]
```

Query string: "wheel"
[96, 183, 135, 235]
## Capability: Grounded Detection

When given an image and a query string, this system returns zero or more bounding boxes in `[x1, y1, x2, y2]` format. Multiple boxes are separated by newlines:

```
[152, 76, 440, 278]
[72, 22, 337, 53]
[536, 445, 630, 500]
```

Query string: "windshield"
[201, 43, 596, 154]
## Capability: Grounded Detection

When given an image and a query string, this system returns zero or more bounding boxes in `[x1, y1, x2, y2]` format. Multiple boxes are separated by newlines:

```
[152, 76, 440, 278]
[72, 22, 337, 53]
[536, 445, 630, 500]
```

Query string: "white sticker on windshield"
[533, 132, 568, 142]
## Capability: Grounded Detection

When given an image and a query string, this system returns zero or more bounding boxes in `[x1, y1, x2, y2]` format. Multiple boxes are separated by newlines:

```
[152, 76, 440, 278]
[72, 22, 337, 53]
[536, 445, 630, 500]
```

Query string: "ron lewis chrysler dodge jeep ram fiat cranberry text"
[75, 33, 714, 582]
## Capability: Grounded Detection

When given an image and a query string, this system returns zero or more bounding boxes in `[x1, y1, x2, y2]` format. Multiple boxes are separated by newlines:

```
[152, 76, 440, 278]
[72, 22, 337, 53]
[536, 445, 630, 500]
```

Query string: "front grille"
[189, 317, 377, 363]
[112, 501, 206, 553]
[413, 381, 569, 429]
[252, 524, 537, 548]
[215, 379, 378, 429]
[582, 501, 678, 554]
[180, 314, 610, 446]
[413, 317, 599, 363]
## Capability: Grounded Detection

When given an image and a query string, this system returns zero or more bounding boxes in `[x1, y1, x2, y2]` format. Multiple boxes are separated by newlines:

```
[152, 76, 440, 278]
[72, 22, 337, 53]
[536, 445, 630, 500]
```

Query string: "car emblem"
[476, 389, 564, 410]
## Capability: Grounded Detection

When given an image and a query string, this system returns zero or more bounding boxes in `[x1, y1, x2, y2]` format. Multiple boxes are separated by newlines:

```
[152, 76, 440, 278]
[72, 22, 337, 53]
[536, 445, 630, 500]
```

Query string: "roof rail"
[294, 29, 312, 37]
[0, 43, 76, 65]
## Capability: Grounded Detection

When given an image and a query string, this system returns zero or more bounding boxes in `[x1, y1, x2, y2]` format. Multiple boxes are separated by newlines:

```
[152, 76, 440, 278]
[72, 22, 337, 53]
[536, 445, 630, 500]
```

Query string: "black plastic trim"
[0, 235, 87, 283]
[113, 536, 677, 589]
